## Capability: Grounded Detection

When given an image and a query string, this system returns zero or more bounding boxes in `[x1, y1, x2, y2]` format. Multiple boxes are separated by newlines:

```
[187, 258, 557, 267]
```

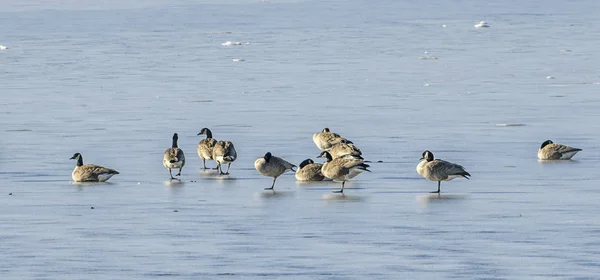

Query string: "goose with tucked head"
[69, 153, 119, 182]
[312, 127, 353, 151]
[163, 133, 185, 179]
[212, 140, 237, 175]
[538, 140, 582, 160]
[197, 128, 218, 169]
[317, 151, 370, 193]
[295, 158, 327, 181]
[328, 139, 363, 160]
[416, 150, 470, 193]
[254, 152, 296, 190]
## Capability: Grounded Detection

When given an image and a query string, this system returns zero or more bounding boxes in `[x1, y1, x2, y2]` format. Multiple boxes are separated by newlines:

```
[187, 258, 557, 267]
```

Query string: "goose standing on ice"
[163, 133, 185, 179]
[538, 140, 582, 160]
[69, 153, 119, 182]
[295, 159, 326, 181]
[318, 151, 370, 193]
[313, 128, 352, 151]
[254, 152, 296, 190]
[416, 150, 470, 193]
[197, 128, 218, 169]
[212, 140, 237, 175]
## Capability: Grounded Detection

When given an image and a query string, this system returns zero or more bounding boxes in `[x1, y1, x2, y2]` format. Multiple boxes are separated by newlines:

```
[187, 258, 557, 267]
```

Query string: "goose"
[538, 140, 582, 160]
[416, 150, 470, 193]
[254, 152, 296, 190]
[474, 21, 490, 28]
[313, 128, 353, 151]
[328, 139, 363, 160]
[69, 153, 119, 182]
[163, 133, 185, 179]
[317, 151, 370, 193]
[197, 128, 218, 169]
[212, 140, 237, 175]
[295, 159, 326, 181]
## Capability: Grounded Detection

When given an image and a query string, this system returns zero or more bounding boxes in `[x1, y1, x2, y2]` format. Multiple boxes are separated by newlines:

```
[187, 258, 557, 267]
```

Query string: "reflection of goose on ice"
[418, 51, 438, 60]
[163, 179, 184, 187]
[257, 190, 294, 199]
[474, 21, 490, 28]
[322, 193, 364, 202]
[221, 41, 249, 46]
[417, 193, 468, 204]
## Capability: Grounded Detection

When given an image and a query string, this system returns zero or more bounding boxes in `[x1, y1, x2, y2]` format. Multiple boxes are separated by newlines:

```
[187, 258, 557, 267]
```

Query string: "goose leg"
[430, 181, 441, 193]
[202, 159, 207, 170]
[176, 167, 183, 176]
[169, 169, 175, 180]
[218, 163, 226, 175]
[224, 163, 231, 175]
[333, 181, 345, 193]
[264, 177, 277, 190]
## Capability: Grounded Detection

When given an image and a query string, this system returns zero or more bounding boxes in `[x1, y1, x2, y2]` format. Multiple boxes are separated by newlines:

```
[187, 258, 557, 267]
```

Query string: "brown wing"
[76, 164, 119, 181]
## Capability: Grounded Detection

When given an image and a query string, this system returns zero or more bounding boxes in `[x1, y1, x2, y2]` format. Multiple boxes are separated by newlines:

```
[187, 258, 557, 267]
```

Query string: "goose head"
[540, 140, 553, 149]
[299, 158, 314, 169]
[339, 138, 354, 145]
[197, 128, 212, 138]
[317, 151, 333, 162]
[420, 150, 434, 162]
[263, 152, 272, 162]
[322, 127, 330, 132]
[70, 152, 83, 166]
[70, 153, 81, 160]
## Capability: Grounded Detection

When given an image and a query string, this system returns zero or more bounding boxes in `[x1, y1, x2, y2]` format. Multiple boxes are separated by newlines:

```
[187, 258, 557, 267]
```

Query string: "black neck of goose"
[205, 129, 213, 139]
[76, 156, 83, 166]
[172, 137, 178, 148]
[299, 159, 311, 169]
[540, 140, 552, 149]
[324, 152, 333, 162]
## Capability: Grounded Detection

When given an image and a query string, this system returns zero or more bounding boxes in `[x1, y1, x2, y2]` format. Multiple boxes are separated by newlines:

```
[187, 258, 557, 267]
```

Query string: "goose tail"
[357, 163, 371, 172]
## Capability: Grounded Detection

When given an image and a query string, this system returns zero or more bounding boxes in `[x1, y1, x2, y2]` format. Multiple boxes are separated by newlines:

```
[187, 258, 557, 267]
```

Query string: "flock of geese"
[69, 128, 583, 194]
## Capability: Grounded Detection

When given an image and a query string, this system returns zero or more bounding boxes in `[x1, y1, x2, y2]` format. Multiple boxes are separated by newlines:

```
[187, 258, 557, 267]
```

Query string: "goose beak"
[70, 155, 76, 160]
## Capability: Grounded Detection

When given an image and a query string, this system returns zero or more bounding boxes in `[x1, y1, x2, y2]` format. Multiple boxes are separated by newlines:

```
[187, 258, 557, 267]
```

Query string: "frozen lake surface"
[2, 0, 600, 278]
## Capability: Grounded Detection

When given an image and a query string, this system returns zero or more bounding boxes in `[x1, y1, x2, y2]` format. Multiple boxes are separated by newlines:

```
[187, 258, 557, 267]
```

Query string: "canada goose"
[538, 140, 582, 160]
[317, 151, 370, 193]
[197, 128, 218, 169]
[313, 128, 353, 151]
[295, 159, 326, 181]
[69, 153, 119, 182]
[254, 152, 296, 190]
[328, 139, 363, 160]
[163, 133, 185, 179]
[416, 150, 470, 193]
[212, 140, 237, 175]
